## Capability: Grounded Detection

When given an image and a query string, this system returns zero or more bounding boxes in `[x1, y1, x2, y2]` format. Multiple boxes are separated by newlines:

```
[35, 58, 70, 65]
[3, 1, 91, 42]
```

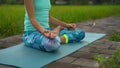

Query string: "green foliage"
[94, 54, 107, 64]
[109, 32, 120, 42]
[94, 48, 120, 68]
[0, 5, 24, 38]
[5, 0, 16, 4]
[0, 5, 120, 38]
[61, 0, 119, 5]
[0, 0, 23, 4]
[0, 0, 119, 5]
[51, 0, 56, 4]
[51, 5, 120, 23]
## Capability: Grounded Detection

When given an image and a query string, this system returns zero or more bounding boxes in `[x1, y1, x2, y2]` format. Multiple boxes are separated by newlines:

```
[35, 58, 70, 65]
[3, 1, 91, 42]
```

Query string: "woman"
[23, 0, 85, 52]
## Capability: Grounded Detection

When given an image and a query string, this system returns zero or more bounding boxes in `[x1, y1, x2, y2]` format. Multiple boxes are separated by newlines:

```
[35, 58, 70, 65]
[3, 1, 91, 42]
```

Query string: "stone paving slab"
[70, 51, 98, 59]
[0, 35, 22, 49]
[57, 57, 76, 63]
[0, 17, 120, 68]
[78, 46, 91, 52]
[72, 58, 99, 68]
[44, 62, 81, 68]
[0, 65, 16, 68]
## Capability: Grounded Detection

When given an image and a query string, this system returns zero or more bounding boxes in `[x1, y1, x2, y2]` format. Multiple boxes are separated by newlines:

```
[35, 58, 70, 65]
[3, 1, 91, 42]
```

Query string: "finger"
[71, 24, 76, 29]
[68, 24, 72, 27]
[73, 25, 76, 28]
[51, 31, 56, 34]
[44, 30, 49, 33]
[44, 31, 51, 38]
[44, 33, 49, 37]
[74, 24, 76, 26]
[48, 32, 52, 38]
[69, 24, 73, 27]
[72, 24, 75, 26]
[50, 32, 56, 38]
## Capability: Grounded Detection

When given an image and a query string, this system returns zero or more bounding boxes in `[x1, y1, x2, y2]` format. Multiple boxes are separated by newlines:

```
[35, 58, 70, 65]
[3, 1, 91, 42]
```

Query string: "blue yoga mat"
[0, 33, 105, 68]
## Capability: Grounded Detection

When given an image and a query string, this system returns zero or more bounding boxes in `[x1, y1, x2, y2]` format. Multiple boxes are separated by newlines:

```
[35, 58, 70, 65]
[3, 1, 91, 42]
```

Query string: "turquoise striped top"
[24, 0, 51, 31]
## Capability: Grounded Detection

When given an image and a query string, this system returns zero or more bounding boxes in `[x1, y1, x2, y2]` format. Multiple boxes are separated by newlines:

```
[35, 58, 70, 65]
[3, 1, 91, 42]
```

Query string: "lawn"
[0, 5, 120, 38]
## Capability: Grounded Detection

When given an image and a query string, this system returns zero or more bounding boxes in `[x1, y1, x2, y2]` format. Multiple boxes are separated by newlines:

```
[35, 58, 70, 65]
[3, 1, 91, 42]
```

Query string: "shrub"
[94, 48, 120, 68]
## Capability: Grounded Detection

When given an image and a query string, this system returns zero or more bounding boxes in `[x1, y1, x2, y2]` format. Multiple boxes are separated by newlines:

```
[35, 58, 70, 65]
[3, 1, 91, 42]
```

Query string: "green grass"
[50, 5, 120, 23]
[0, 5, 120, 38]
[109, 32, 120, 42]
[94, 48, 120, 68]
[0, 5, 25, 38]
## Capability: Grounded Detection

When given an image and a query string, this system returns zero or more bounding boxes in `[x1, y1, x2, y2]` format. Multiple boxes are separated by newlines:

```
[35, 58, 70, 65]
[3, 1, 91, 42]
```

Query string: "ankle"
[60, 34, 69, 44]
[60, 36, 66, 44]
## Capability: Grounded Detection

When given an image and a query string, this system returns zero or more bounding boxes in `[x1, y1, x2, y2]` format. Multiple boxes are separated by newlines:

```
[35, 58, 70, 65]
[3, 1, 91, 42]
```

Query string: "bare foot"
[52, 26, 66, 43]
[60, 36, 66, 44]
[51, 26, 62, 35]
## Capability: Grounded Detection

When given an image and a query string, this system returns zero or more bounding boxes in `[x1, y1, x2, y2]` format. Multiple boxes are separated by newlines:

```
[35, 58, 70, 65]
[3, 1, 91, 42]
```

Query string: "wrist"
[57, 26, 64, 30]
[38, 28, 45, 34]
[65, 24, 69, 28]
[62, 23, 68, 28]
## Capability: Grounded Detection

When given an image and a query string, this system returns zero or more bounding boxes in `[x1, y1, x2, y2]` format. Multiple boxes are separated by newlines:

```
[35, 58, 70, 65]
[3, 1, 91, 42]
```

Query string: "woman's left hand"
[66, 24, 76, 30]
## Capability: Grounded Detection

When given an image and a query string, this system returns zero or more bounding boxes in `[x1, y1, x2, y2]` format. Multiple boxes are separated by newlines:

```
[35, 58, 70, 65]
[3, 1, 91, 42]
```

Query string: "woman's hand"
[42, 29, 57, 39]
[42, 26, 62, 39]
[66, 24, 76, 30]
[49, 26, 62, 38]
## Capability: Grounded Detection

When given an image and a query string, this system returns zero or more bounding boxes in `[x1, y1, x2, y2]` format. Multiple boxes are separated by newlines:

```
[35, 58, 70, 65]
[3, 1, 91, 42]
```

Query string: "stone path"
[0, 17, 120, 68]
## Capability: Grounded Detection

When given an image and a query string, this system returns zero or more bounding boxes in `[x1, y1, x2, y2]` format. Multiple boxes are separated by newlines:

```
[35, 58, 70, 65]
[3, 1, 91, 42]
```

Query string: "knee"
[76, 30, 85, 41]
[79, 30, 85, 40]
[23, 36, 33, 47]
[41, 36, 61, 52]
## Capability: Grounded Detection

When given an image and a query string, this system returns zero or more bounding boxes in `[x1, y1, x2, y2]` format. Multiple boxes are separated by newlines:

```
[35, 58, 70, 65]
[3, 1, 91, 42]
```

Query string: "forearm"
[49, 15, 67, 27]
[30, 18, 44, 33]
